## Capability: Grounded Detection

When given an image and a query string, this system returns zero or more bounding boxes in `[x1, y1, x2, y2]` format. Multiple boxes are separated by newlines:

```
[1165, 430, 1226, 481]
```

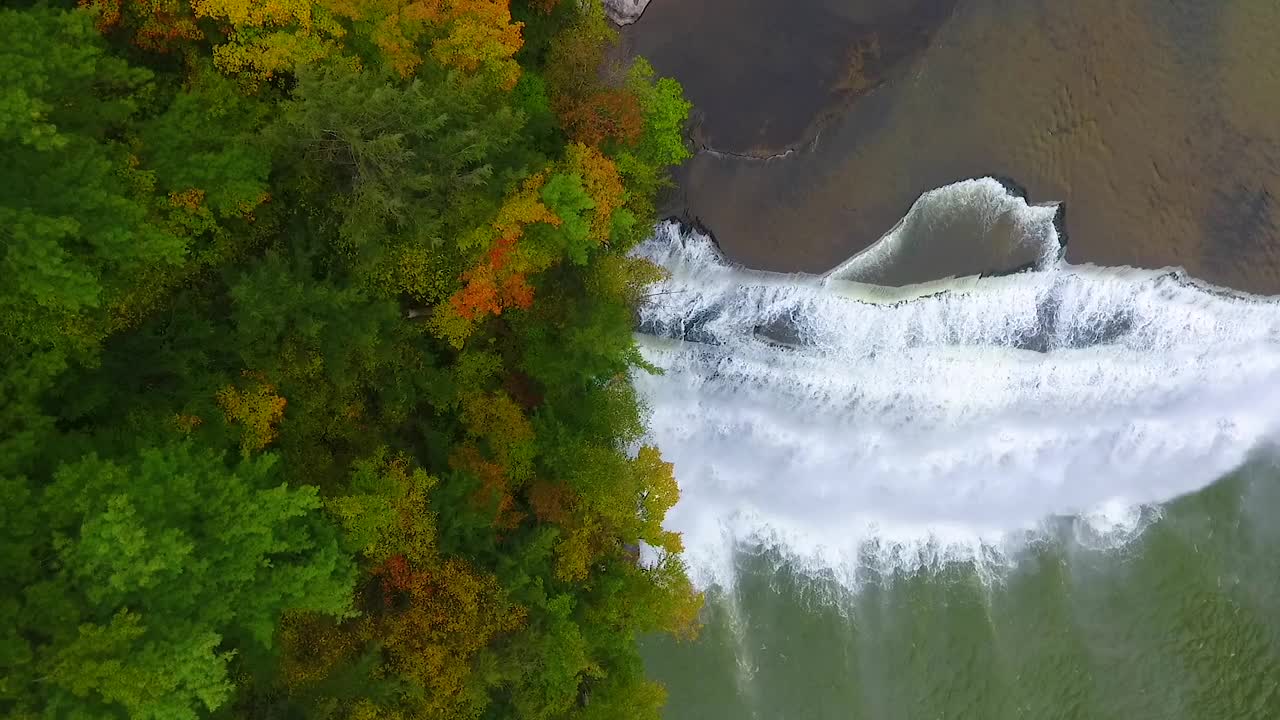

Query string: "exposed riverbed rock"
[604, 0, 651, 25]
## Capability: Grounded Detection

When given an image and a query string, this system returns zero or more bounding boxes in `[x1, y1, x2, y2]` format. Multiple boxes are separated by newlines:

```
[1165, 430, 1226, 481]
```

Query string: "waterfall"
[633, 179, 1280, 589]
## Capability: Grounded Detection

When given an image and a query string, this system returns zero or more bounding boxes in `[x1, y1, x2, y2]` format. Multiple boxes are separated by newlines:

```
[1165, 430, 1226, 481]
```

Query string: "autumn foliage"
[457, 173, 559, 315]
[379, 556, 525, 715]
[82, 0, 204, 50]
[544, 4, 643, 146]
[565, 142, 626, 243]
[83, 0, 525, 85]
[3, 2, 697, 719]
[216, 371, 288, 454]
[432, 172, 559, 345]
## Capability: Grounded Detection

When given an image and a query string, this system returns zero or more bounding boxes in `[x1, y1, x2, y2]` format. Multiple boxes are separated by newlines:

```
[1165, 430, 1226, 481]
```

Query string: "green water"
[644, 463, 1280, 719]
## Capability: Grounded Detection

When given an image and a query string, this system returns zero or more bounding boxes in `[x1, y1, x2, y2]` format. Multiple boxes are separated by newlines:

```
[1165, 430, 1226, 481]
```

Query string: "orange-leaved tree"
[431, 144, 627, 347]
[431, 171, 561, 346]
[543, 1, 643, 147]
[81, 0, 204, 51]
[302, 449, 527, 717]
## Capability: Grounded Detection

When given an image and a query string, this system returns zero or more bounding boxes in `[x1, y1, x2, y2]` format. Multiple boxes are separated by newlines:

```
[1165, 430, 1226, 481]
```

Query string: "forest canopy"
[0, 1, 701, 718]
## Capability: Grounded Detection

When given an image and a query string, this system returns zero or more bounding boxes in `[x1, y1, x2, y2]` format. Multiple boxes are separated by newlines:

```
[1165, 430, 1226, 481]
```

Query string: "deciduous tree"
[0, 443, 354, 718]
[2, 4, 700, 719]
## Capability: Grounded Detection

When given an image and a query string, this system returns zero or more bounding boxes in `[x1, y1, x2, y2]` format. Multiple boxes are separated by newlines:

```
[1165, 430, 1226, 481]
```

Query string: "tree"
[0, 443, 355, 718]
[81, 0, 204, 52]
[0, 7, 177, 364]
[431, 172, 561, 345]
[308, 450, 526, 719]
[564, 142, 626, 245]
[0, 8, 275, 478]
[194, 0, 350, 82]
[543, 1, 640, 147]
[2, 3, 701, 719]
[610, 58, 692, 248]
[216, 371, 289, 454]
[320, 0, 526, 85]
[273, 63, 523, 290]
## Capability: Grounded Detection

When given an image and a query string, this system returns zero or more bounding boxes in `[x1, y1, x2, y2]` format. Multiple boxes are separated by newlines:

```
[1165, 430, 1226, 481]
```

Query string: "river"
[633, 181, 1280, 718]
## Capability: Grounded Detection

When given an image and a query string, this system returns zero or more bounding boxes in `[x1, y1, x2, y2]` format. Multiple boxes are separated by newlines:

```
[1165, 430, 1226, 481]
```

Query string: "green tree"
[0, 7, 171, 476]
[271, 64, 526, 298]
[0, 8, 274, 476]
[0, 443, 355, 719]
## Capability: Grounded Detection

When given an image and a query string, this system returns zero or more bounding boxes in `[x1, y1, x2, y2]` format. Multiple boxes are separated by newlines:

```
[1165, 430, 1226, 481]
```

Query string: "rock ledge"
[604, 0, 651, 25]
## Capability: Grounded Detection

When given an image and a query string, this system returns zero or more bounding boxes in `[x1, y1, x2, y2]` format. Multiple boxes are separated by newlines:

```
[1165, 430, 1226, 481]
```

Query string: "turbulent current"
[636, 180, 1280, 719]
[632, 179, 1280, 587]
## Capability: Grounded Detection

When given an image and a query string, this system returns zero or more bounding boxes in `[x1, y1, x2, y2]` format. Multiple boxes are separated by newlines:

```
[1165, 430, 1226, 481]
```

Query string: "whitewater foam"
[633, 181, 1280, 589]
[826, 177, 1063, 286]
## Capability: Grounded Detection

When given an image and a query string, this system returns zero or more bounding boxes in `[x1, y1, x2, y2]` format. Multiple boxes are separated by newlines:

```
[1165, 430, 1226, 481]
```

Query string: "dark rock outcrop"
[604, 0, 651, 25]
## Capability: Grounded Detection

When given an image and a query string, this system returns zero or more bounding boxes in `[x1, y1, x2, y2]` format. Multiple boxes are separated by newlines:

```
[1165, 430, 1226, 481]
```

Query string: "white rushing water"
[633, 179, 1280, 588]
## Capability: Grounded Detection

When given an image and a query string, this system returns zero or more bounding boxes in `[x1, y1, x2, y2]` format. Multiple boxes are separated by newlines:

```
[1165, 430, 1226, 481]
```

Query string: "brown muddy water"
[616, 0, 958, 157]
[623, 0, 1280, 293]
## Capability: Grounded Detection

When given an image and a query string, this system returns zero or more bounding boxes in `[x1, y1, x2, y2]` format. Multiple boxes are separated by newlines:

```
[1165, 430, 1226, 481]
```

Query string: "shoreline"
[616, 0, 958, 159]
[660, 177, 1067, 288]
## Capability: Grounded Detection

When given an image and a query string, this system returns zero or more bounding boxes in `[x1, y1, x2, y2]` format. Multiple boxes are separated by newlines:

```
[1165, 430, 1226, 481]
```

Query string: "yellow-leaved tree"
[216, 371, 288, 454]
[192, 0, 349, 81]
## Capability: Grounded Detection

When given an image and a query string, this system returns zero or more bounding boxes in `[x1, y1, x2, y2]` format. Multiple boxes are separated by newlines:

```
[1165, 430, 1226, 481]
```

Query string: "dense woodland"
[0, 1, 702, 717]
